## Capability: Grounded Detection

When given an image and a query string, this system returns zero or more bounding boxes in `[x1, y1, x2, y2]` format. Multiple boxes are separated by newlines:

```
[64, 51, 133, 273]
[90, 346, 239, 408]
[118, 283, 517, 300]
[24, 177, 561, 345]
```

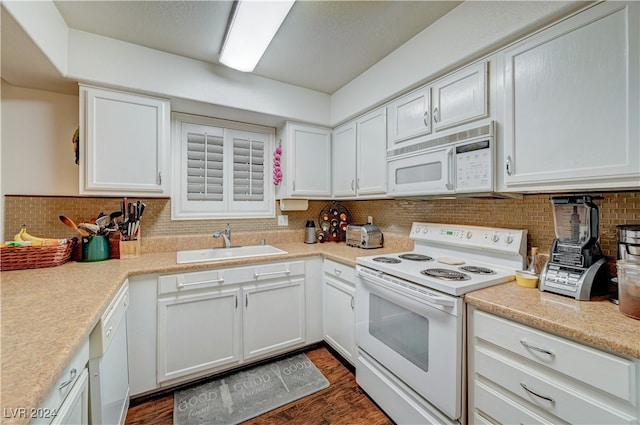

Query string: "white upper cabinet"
[79, 85, 170, 196]
[386, 86, 431, 151]
[432, 61, 488, 132]
[332, 108, 387, 199]
[356, 107, 387, 196]
[499, 1, 640, 191]
[332, 121, 357, 197]
[276, 122, 332, 199]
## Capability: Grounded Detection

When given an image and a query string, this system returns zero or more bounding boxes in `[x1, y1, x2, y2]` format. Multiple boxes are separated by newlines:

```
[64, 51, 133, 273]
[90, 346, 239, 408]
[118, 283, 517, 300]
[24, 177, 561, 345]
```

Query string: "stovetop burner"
[420, 268, 471, 281]
[398, 253, 433, 262]
[459, 265, 495, 275]
[372, 257, 401, 264]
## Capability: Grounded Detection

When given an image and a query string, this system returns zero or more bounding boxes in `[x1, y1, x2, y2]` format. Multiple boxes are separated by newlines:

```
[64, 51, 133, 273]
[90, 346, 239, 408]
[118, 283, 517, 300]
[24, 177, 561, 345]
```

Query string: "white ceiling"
[2, 1, 461, 95]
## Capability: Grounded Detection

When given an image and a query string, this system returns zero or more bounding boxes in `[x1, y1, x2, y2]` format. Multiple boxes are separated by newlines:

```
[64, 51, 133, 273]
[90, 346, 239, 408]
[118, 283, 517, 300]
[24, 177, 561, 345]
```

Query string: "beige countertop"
[464, 281, 640, 359]
[2, 235, 639, 424]
[0, 238, 407, 425]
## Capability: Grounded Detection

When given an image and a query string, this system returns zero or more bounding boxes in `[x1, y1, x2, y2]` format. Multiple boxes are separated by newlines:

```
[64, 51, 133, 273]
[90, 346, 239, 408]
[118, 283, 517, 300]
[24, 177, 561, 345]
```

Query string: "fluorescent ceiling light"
[220, 0, 295, 72]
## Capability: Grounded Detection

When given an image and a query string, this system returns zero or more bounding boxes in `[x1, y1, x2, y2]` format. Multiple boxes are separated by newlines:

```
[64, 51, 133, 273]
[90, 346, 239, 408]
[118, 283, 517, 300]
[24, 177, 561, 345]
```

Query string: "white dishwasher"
[89, 281, 130, 425]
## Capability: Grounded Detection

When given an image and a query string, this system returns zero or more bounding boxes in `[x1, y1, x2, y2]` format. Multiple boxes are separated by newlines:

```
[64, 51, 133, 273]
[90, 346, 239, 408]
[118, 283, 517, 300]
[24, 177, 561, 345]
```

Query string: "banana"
[19, 228, 62, 245]
[14, 228, 25, 242]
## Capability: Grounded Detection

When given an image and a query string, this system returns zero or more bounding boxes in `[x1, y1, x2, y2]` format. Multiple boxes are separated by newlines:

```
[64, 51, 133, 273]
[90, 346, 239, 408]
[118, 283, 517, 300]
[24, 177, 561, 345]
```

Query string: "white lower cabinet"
[322, 259, 356, 365]
[157, 284, 242, 383]
[33, 339, 90, 425]
[134, 260, 307, 388]
[243, 268, 305, 360]
[468, 307, 640, 424]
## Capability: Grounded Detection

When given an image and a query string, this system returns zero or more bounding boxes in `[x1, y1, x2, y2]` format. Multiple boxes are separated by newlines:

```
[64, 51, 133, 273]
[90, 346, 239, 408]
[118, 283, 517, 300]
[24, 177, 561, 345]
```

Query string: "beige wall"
[1, 80, 79, 198]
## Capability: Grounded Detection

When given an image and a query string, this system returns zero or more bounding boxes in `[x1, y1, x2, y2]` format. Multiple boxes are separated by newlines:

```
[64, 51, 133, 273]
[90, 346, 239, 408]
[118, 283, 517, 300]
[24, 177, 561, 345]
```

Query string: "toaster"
[346, 224, 383, 249]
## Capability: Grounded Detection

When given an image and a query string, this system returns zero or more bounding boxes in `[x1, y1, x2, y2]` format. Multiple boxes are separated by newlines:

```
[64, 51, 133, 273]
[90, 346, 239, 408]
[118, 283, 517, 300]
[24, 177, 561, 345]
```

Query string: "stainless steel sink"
[176, 245, 287, 264]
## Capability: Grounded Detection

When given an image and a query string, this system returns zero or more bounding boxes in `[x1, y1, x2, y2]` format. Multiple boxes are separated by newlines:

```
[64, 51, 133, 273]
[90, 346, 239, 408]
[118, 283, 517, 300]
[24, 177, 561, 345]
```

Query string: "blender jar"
[617, 260, 640, 320]
[551, 197, 598, 246]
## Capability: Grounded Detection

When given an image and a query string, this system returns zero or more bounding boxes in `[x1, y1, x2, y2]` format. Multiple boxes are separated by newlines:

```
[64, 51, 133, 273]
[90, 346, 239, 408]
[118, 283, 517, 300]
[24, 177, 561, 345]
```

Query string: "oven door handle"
[357, 266, 458, 310]
[422, 293, 455, 307]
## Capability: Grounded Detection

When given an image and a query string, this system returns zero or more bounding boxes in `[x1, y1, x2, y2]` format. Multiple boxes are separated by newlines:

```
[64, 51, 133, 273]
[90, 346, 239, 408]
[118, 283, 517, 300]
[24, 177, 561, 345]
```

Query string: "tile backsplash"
[4, 192, 640, 263]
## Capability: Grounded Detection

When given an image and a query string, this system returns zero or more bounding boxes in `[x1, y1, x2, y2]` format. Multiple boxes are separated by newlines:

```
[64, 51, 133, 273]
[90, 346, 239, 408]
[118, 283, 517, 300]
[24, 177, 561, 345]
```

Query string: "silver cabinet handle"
[356, 177, 360, 190]
[423, 110, 429, 127]
[253, 269, 291, 279]
[433, 106, 439, 124]
[292, 179, 296, 191]
[105, 325, 113, 337]
[335, 268, 342, 276]
[245, 293, 248, 307]
[58, 368, 77, 390]
[520, 383, 555, 403]
[351, 179, 355, 191]
[177, 276, 224, 289]
[520, 339, 554, 356]
[350, 296, 355, 310]
[235, 295, 238, 309]
[506, 156, 513, 176]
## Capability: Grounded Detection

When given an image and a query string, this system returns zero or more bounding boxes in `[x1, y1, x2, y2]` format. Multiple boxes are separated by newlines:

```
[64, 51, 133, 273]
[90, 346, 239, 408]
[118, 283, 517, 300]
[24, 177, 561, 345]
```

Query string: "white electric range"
[355, 222, 527, 424]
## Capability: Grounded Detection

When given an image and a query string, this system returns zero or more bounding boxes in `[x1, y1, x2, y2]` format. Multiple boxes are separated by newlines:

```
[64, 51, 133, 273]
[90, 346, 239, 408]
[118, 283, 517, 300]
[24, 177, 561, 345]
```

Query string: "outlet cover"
[278, 215, 288, 226]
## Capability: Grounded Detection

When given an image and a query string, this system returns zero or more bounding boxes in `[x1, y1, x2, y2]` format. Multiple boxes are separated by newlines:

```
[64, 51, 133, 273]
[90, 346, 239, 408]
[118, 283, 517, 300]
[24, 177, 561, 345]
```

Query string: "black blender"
[539, 196, 608, 300]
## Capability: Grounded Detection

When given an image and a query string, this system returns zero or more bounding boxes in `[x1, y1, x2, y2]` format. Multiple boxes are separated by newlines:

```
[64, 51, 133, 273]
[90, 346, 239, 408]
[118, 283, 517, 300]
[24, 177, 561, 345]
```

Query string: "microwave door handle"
[445, 147, 454, 191]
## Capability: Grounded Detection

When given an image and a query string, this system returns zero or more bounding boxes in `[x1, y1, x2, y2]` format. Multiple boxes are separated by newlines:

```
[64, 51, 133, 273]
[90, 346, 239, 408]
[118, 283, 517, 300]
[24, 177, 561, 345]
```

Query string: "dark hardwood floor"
[125, 346, 393, 425]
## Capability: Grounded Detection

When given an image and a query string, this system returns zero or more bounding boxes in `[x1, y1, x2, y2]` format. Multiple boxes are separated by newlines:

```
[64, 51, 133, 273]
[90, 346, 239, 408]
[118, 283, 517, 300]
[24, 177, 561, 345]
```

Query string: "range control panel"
[410, 222, 527, 256]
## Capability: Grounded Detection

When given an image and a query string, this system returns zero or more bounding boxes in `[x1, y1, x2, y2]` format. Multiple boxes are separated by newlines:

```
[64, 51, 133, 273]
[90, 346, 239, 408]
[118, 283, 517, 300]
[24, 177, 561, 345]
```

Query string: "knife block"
[109, 230, 141, 259]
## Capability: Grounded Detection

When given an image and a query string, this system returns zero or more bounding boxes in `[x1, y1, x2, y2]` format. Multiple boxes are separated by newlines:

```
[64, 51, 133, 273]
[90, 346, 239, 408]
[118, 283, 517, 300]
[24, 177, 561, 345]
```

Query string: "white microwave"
[387, 121, 496, 197]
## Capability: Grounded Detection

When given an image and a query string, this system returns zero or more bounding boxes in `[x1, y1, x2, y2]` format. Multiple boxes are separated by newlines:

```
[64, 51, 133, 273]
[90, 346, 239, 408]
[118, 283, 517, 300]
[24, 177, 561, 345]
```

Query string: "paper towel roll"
[279, 199, 309, 211]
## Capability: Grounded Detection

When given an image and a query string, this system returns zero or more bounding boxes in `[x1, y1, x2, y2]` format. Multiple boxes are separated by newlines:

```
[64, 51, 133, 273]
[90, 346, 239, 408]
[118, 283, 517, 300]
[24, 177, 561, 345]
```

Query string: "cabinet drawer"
[475, 345, 637, 424]
[323, 259, 356, 283]
[474, 379, 557, 425]
[251, 261, 305, 280]
[159, 268, 244, 294]
[474, 310, 636, 402]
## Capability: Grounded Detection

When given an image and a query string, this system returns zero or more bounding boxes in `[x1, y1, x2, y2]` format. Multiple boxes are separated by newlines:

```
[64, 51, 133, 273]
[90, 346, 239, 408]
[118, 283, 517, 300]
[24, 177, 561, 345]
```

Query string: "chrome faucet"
[213, 223, 232, 248]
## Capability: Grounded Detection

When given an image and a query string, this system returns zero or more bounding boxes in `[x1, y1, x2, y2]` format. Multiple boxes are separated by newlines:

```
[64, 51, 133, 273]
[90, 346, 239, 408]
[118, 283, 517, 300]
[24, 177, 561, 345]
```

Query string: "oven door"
[355, 267, 463, 421]
[387, 146, 455, 196]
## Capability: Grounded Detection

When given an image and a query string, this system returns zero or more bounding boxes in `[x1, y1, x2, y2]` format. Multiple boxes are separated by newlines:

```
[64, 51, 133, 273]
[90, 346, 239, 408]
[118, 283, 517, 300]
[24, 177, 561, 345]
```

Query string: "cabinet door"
[80, 86, 170, 196]
[386, 86, 431, 150]
[332, 122, 357, 198]
[287, 123, 332, 197]
[356, 108, 388, 196]
[50, 368, 89, 425]
[501, 1, 639, 190]
[323, 275, 355, 365]
[432, 61, 487, 131]
[157, 287, 241, 383]
[243, 278, 305, 360]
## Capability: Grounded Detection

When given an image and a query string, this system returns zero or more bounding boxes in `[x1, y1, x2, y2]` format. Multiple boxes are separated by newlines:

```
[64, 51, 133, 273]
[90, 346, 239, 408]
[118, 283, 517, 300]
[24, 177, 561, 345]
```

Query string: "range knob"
[505, 234, 514, 244]
[491, 233, 500, 243]
[466, 231, 473, 239]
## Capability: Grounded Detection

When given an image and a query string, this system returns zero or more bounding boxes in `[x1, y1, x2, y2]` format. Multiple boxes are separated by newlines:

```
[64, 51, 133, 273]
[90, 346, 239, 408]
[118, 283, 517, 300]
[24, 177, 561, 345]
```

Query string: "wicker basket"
[1, 239, 77, 271]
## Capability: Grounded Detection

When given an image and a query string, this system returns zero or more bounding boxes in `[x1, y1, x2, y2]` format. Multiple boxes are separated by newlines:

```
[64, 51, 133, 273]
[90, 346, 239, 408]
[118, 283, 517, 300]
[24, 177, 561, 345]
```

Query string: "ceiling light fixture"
[220, 0, 295, 73]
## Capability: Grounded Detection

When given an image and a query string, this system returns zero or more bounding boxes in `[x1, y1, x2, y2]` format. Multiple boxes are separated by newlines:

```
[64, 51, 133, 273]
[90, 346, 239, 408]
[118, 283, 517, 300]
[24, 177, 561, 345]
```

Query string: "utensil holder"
[109, 230, 141, 259]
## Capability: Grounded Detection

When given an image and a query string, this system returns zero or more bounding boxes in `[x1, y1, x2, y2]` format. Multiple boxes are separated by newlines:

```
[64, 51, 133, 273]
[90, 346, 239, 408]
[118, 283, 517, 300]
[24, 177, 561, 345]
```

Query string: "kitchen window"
[172, 113, 275, 219]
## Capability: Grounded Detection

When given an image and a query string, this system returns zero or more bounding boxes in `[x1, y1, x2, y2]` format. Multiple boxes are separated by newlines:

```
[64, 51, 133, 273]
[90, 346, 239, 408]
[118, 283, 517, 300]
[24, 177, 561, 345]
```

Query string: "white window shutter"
[172, 114, 274, 220]
[186, 131, 224, 201]
[232, 133, 265, 202]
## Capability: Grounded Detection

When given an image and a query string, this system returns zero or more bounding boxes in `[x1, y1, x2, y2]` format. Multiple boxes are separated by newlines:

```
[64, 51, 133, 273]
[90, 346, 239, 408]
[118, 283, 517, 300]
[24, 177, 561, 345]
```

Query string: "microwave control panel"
[455, 139, 492, 192]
